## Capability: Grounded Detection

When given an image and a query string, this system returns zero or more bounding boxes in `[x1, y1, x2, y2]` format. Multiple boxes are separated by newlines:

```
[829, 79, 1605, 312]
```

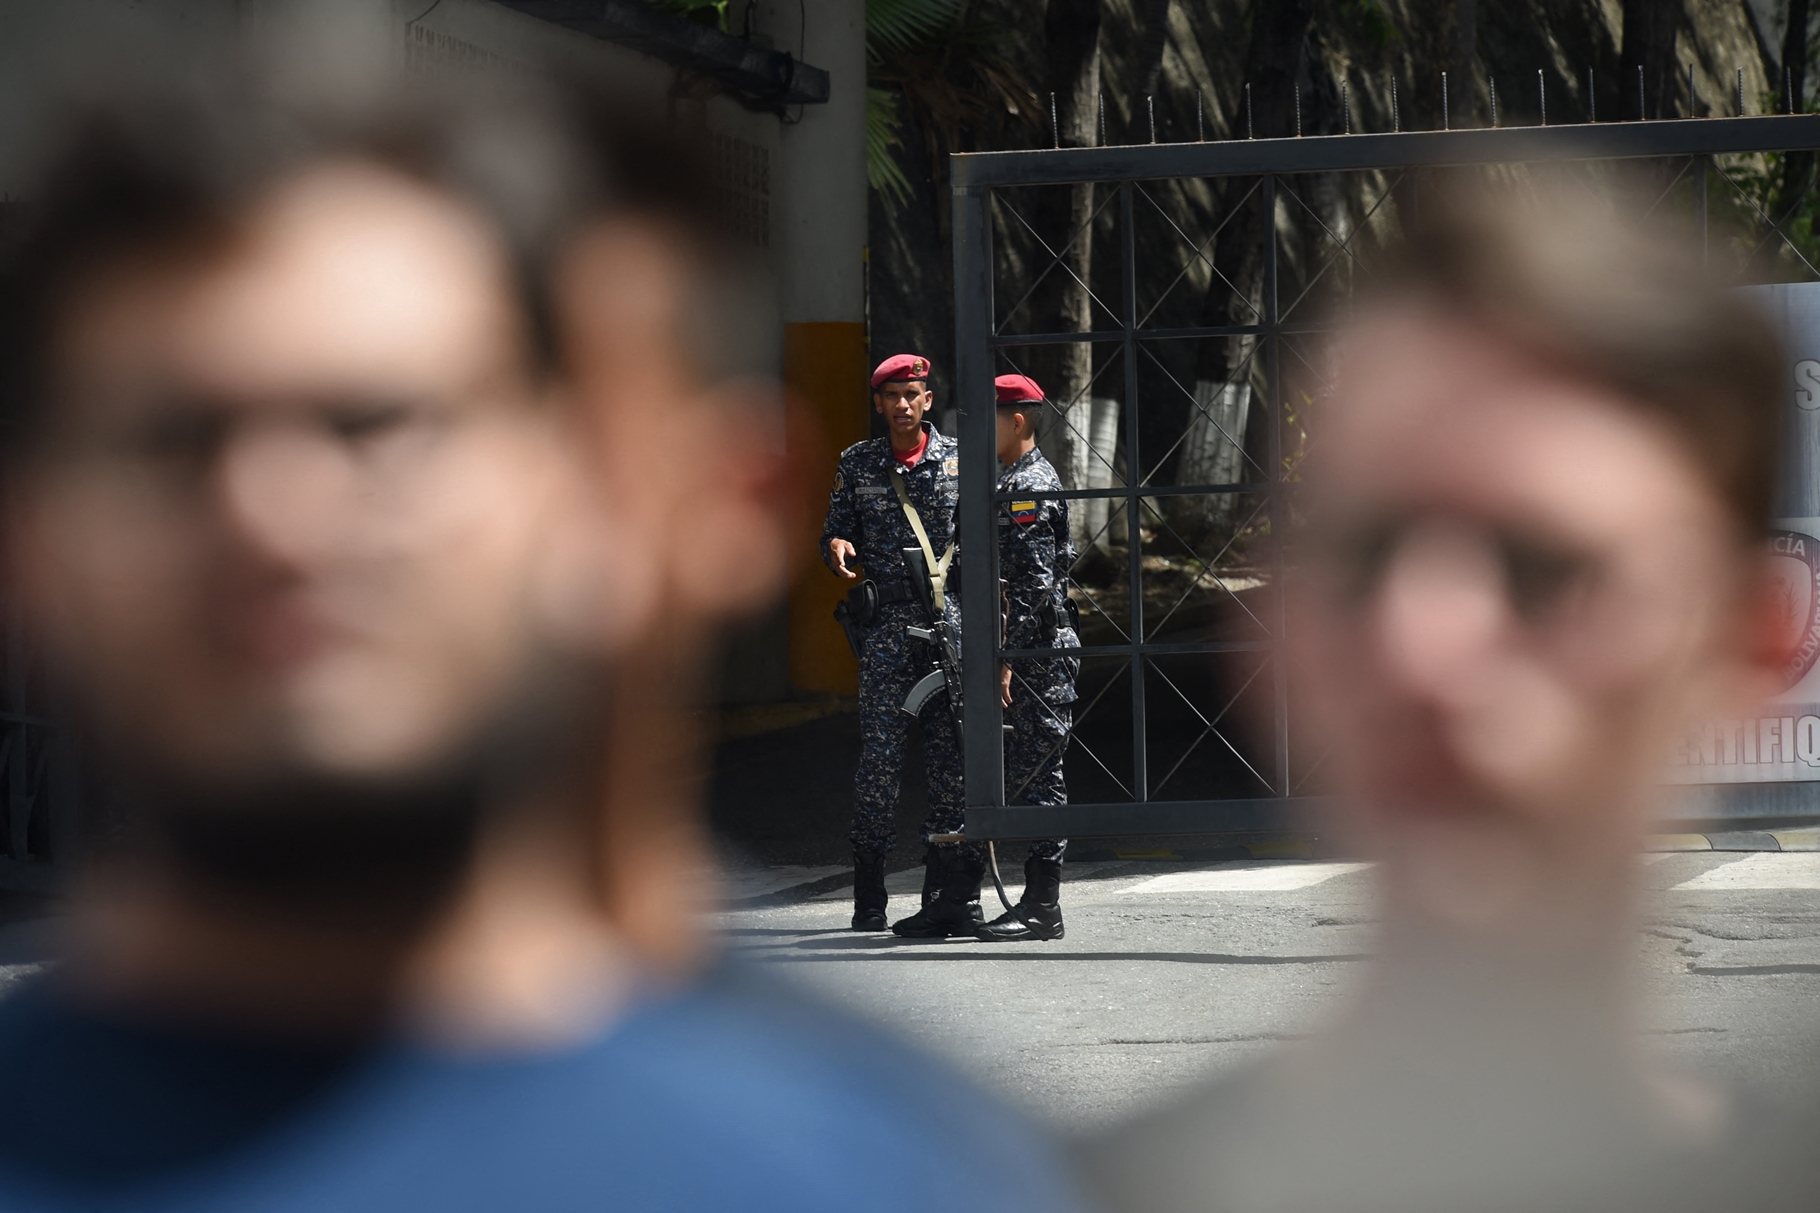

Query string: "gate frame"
[952, 113, 1820, 842]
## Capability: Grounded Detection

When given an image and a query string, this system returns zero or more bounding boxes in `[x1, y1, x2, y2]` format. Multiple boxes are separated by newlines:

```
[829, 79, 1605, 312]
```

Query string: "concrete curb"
[1073, 838, 1319, 863]
[1646, 829, 1820, 852]
[721, 832, 1820, 909]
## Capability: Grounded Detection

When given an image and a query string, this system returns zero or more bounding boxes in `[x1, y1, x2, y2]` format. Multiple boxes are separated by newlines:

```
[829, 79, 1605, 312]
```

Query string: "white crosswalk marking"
[1119, 862, 1372, 894]
[1672, 853, 1820, 891]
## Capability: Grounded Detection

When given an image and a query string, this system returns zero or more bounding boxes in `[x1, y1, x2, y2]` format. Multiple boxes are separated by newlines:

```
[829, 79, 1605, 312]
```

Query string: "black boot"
[851, 851, 889, 931]
[891, 847, 985, 938]
[976, 856, 1064, 941]
[918, 846, 945, 907]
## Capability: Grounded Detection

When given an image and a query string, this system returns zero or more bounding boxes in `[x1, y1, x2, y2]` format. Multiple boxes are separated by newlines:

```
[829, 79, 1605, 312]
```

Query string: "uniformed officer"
[822, 354, 986, 936]
[976, 374, 1078, 942]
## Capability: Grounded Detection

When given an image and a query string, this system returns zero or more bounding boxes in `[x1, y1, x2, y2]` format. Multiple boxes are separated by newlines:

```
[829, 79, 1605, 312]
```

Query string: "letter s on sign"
[1796, 360, 1820, 411]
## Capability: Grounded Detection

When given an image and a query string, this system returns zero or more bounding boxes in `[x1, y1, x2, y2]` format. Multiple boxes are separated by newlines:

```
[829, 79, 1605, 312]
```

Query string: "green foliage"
[866, 0, 964, 206]
[1334, 0, 1397, 47]
[1716, 150, 1820, 281]
[867, 0, 964, 63]
[868, 86, 916, 202]
[865, 0, 1037, 210]
[641, 0, 727, 29]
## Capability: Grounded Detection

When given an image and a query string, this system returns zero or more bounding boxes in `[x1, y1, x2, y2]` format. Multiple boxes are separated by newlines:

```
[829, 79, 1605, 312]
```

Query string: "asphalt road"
[3, 849, 1814, 1146]
[713, 851, 1820, 1135]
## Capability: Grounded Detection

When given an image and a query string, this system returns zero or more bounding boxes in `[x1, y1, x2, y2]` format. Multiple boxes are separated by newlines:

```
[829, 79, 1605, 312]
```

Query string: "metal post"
[1197, 88, 1204, 141]
[951, 164, 1004, 813]
[1119, 182, 1146, 801]
[1098, 93, 1106, 147]
[1263, 174, 1288, 797]
[1148, 94, 1157, 143]
[1343, 82, 1351, 134]
[1246, 82, 1254, 139]
[1442, 71, 1449, 130]
[951, 117, 1820, 189]
[1695, 153, 1708, 265]
[6, 600, 26, 862]
[1737, 67, 1745, 116]
[5, 600, 20, 862]
[1050, 91, 1058, 148]
[1392, 75, 1400, 132]
[1490, 75, 1498, 128]
[1539, 69, 1547, 126]
[1295, 86, 1302, 137]
[1687, 62, 1695, 116]
[1587, 66, 1595, 121]
[1638, 64, 1645, 120]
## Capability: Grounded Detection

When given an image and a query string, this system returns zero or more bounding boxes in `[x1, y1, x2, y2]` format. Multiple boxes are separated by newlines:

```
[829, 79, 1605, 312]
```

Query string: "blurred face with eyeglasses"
[10, 161, 579, 788]
[1294, 304, 1771, 878]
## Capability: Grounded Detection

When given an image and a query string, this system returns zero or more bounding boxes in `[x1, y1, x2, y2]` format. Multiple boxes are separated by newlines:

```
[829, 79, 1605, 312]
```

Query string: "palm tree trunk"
[1037, 0, 1105, 551]
[1172, 0, 1314, 548]
[1779, 0, 1813, 227]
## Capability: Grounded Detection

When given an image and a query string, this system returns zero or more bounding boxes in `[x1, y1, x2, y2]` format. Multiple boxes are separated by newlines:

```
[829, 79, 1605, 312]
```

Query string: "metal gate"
[951, 113, 1820, 842]
[0, 607, 76, 894]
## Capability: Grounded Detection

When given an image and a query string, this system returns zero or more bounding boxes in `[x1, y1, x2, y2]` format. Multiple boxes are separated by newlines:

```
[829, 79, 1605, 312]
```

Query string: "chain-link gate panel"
[953, 115, 1820, 842]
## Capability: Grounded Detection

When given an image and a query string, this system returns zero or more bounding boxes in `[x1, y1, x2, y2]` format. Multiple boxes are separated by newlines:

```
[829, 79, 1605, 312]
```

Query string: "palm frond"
[868, 87, 916, 204]
[866, 0, 964, 64]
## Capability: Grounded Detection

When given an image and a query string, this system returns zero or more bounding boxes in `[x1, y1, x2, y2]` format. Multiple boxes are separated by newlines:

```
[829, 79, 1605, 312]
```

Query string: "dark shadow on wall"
[709, 711, 936, 866]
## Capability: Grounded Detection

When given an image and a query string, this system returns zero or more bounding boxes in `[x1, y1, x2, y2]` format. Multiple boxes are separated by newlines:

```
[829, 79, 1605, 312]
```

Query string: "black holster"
[1035, 595, 1081, 637]
[832, 580, 880, 660]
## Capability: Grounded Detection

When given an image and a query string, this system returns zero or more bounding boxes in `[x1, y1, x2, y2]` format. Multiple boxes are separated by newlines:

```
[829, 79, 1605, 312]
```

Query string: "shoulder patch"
[833, 471, 843, 492]
[943, 456, 959, 478]
[1011, 500, 1038, 524]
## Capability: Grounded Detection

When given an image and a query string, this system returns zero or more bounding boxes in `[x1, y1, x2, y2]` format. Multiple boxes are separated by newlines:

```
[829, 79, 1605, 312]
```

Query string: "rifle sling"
[889, 464, 956, 614]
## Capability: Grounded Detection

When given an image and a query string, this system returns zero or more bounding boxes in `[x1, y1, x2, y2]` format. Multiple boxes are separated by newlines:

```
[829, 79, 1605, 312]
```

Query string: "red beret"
[994, 374, 1045, 407]
[871, 354, 931, 388]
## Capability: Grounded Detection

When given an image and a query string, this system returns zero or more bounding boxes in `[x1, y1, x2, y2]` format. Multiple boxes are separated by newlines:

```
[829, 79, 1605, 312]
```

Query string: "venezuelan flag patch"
[1010, 500, 1038, 525]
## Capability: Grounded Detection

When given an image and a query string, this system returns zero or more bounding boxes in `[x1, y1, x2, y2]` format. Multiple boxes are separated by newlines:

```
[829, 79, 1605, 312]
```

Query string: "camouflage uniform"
[997, 447, 1079, 863]
[821, 422, 971, 857]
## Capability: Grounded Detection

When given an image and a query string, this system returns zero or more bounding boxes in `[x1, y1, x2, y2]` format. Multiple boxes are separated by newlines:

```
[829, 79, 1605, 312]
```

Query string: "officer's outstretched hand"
[999, 663, 1014, 708]
[827, 539, 860, 579]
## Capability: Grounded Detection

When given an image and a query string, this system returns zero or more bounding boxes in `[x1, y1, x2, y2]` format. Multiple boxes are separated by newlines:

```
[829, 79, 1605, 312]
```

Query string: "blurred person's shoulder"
[0, 966, 1087, 1213]
[1077, 1059, 1278, 1213]
[600, 957, 1086, 1213]
[1079, 1052, 1768, 1213]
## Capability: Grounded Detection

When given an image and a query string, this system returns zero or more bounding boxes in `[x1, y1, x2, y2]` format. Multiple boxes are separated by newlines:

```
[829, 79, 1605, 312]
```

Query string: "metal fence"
[0, 604, 76, 894]
[952, 113, 1820, 843]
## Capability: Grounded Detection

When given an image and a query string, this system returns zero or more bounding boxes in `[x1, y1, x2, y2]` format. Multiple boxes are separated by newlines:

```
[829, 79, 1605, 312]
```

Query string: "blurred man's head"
[546, 91, 801, 968]
[1295, 187, 1783, 893]
[552, 100, 792, 645]
[0, 79, 599, 894]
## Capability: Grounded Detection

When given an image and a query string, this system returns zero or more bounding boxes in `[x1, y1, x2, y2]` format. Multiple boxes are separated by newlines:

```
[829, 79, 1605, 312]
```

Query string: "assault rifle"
[899, 545, 964, 729]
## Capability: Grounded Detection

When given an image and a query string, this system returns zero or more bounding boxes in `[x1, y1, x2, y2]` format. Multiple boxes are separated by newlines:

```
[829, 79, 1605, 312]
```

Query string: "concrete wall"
[751, 0, 869, 698]
[0, 0, 851, 705]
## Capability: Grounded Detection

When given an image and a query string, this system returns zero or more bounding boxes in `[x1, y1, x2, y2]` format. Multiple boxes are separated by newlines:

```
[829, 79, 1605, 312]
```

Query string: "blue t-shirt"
[0, 961, 1083, 1212]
